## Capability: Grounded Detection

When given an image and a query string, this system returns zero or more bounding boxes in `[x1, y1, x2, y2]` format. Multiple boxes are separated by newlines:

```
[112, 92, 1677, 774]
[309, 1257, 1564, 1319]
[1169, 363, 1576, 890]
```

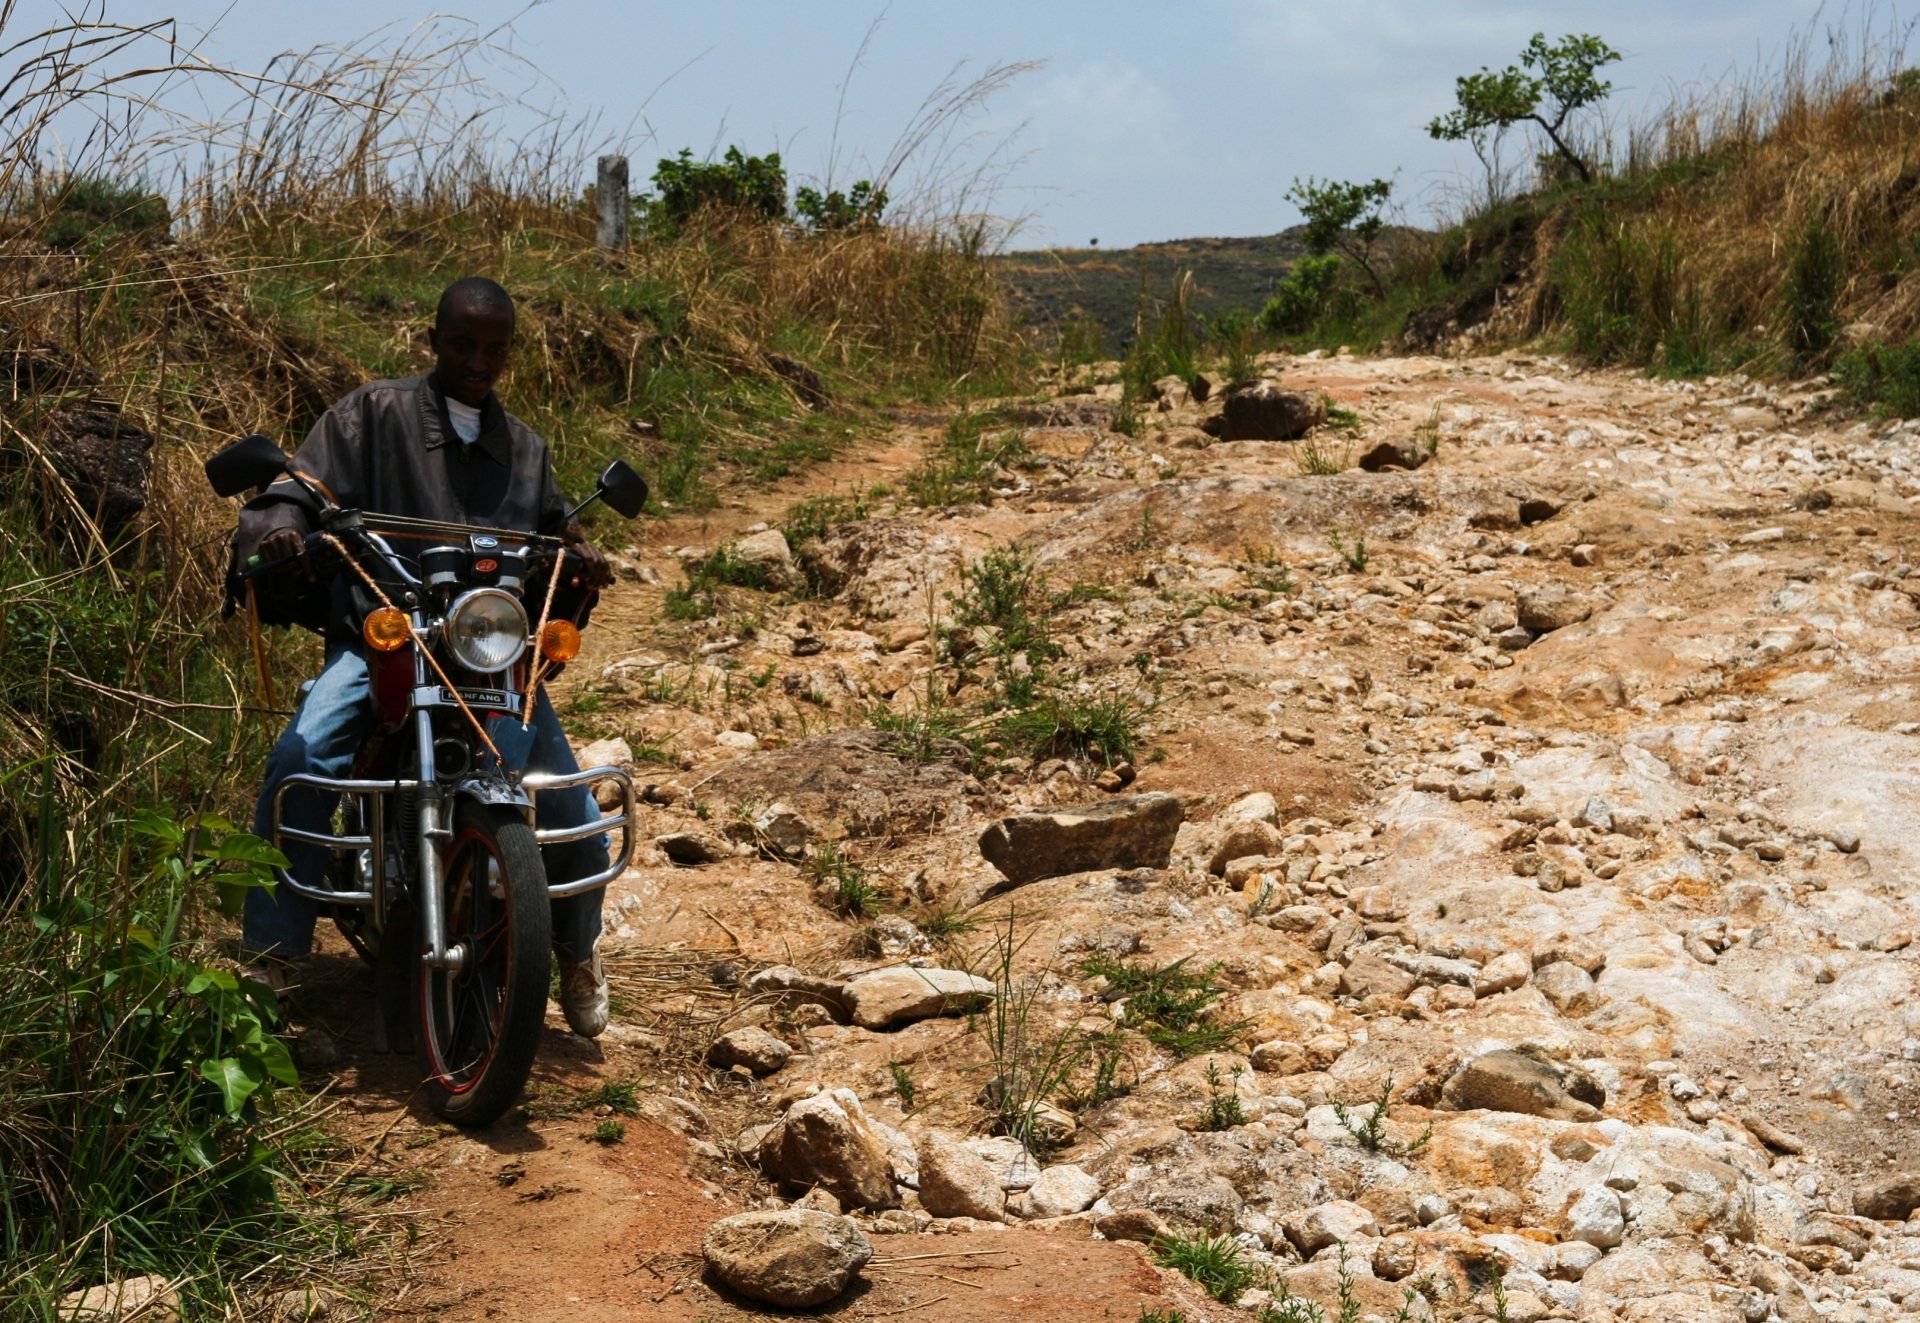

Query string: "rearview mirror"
[205, 433, 289, 497]
[595, 460, 649, 519]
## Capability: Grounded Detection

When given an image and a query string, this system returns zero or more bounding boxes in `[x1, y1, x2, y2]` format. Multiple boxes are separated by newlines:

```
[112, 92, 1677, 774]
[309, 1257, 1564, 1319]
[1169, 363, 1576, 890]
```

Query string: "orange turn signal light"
[362, 606, 411, 653]
[538, 619, 581, 663]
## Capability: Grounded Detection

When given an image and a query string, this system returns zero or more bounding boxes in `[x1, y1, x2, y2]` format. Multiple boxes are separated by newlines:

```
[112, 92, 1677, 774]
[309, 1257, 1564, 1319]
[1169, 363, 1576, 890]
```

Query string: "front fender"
[453, 775, 532, 811]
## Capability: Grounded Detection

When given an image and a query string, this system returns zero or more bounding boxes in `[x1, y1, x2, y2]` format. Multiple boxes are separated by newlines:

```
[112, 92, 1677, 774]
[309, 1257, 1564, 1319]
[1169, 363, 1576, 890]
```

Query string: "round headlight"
[443, 588, 529, 673]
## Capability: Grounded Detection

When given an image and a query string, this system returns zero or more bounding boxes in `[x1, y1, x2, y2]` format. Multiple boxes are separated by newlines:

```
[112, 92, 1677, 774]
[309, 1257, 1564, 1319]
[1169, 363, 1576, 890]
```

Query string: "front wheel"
[416, 800, 551, 1126]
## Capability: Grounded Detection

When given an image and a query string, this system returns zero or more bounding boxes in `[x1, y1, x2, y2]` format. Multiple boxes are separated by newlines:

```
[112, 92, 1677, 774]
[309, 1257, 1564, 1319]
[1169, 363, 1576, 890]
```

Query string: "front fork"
[412, 675, 465, 974]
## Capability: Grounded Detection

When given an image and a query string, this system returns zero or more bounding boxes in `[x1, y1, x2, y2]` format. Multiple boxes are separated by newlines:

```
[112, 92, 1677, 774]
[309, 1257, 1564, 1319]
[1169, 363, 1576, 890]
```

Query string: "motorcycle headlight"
[443, 588, 529, 673]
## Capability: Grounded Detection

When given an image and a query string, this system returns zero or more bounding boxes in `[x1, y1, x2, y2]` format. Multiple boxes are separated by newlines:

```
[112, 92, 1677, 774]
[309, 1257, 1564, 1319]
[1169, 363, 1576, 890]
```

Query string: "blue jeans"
[246, 645, 607, 963]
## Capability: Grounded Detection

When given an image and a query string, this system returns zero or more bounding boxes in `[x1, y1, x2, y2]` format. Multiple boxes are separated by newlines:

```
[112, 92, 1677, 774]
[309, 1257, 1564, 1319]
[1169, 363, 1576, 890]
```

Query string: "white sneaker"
[559, 944, 609, 1038]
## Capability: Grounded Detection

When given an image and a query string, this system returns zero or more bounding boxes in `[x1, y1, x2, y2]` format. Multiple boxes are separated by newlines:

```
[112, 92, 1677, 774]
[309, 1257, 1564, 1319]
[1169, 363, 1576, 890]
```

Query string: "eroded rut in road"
[295, 352, 1920, 1323]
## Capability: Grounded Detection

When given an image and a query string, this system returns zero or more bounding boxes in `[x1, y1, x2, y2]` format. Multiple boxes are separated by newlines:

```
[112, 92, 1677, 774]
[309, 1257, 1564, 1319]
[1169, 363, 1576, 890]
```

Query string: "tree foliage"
[641, 146, 788, 232]
[794, 179, 888, 231]
[1287, 176, 1393, 294]
[1426, 32, 1621, 184]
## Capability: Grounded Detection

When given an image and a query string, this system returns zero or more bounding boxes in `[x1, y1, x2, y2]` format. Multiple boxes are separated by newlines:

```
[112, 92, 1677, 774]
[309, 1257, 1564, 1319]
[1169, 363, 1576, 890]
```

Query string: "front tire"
[416, 800, 551, 1126]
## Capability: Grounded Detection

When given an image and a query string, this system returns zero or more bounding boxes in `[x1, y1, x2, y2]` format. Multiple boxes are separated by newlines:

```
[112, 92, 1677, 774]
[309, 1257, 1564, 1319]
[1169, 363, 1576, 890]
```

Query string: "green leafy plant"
[1783, 210, 1845, 363]
[888, 1060, 917, 1110]
[1138, 1310, 1189, 1323]
[1196, 1060, 1247, 1131]
[1288, 177, 1394, 295]
[1261, 254, 1346, 334]
[1153, 1230, 1263, 1304]
[1327, 528, 1368, 573]
[974, 909, 1088, 1156]
[907, 411, 1032, 508]
[589, 1120, 626, 1144]
[999, 691, 1143, 766]
[1330, 1076, 1430, 1156]
[1426, 32, 1622, 184]
[1836, 337, 1920, 416]
[809, 838, 879, 918]
[794, 179, 887, 230]
[1294, 433, 1352, 476]
[1082, 955, 1243, 1057]
[639, 146, 788, 233]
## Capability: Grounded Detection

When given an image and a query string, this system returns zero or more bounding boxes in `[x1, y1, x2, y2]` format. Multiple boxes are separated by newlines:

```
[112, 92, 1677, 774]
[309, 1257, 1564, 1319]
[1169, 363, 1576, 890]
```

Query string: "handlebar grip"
[242, 530, 328, 577]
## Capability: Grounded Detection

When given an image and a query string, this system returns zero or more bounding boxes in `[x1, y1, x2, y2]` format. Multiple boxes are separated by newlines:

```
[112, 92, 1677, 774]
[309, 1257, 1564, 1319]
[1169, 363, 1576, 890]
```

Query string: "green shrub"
[1, 807, 318, 1306]
[794, 179, 887, 230]
[1783, 212, 1844, 362]
[1153, 1230, 1262, 1303]
[639, 146, 788, 233]
[1836, 338, 1920, 415]
[33, 175, 169, 249]
[999, 692, 1142, 766]
[1261, 255, 1346, 333]
[1082, 955, 1242, 1056]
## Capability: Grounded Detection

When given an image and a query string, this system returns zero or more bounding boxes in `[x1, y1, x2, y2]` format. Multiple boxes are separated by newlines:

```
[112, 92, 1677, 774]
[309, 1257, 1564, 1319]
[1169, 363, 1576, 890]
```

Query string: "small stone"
[1516, 585, 1594, 634]
[978, 793, 1185, 888]
[1855, 1173, 1920, 1221]
[1095, 1208, 1170, 1243]
[55, 1276, 181, 1322]
[703, 1209, 872, 1308]
[707, 1026, 792, 1076]
[1282, 1200, 1379, 1256]
[1475, 949, 1532, 997]
[656, 830, 734, 865]
[1440, 1048, 1604, 1121]
[1009, 1164, 1101, 1219]
[842, 967, 994, 1031]
[917, 1131, 1008, 1222]
[1534, 960, 1603, 1016]
[1824, 828, 1863, 854]
[758, 1089, 900, 1210]
[1565, 1186, 1626, 1248]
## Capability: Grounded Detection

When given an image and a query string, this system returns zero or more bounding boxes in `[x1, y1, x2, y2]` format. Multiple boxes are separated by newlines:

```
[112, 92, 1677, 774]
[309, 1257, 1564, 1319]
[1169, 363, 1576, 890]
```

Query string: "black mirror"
[596, 460, 648, 519]
[205, 433, 289, 498]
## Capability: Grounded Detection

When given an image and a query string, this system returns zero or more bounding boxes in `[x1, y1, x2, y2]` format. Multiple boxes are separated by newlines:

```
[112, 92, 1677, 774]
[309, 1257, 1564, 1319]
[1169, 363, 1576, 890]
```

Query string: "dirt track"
[291, 350, 1920, 1322]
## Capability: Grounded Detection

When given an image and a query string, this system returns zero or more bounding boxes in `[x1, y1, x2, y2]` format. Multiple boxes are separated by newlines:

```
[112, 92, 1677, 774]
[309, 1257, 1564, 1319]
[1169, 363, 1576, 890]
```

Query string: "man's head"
[429, 277, 515, 407]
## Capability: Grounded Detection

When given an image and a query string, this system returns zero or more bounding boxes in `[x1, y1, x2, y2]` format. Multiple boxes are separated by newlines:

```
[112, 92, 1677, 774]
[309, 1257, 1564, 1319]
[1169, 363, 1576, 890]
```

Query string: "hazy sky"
[18, 1, 1920, 246]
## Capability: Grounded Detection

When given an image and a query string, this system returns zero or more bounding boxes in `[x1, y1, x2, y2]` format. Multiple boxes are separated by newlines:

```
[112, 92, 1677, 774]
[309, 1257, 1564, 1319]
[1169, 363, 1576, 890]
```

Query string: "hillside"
[996, 230, 1312, 340]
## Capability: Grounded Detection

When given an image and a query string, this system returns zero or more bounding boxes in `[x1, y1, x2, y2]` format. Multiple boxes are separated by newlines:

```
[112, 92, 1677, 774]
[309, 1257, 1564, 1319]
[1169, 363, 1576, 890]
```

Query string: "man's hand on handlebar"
[257, 527, 315, 579]
[561, 522, 613, 590]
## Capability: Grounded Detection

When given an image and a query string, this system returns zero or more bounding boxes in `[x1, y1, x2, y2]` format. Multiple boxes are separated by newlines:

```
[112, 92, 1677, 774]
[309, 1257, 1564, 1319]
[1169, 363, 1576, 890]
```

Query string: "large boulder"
[703, 1209, 872, 1308]
[978, 792, 1184, 888]
[842, 967, 994, 1030]
[1206, 380, 1327, 441]
[1439, 1048, 1605, 1121]
[758, 1089, 900, 1209]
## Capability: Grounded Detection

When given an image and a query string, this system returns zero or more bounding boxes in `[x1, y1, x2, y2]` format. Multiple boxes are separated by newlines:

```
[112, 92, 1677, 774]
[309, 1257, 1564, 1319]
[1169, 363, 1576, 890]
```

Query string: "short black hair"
[435, 276, 514, 328]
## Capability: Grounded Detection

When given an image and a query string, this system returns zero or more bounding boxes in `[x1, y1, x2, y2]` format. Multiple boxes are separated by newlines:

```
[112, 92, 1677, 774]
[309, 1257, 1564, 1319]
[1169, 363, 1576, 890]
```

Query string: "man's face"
[429, 301, 515, 407]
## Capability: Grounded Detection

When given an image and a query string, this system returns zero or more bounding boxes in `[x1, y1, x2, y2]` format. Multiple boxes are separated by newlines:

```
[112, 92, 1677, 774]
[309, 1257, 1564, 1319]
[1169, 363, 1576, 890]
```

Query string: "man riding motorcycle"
[233, 275, 617, 1037]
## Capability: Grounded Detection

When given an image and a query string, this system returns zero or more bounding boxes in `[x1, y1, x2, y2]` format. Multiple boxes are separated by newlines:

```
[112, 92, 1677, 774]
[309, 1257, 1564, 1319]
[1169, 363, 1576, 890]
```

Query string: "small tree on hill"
[1427, 32, 1621, 186]
[640, 147, 788, 233]
[1287, 176, 1393, 296]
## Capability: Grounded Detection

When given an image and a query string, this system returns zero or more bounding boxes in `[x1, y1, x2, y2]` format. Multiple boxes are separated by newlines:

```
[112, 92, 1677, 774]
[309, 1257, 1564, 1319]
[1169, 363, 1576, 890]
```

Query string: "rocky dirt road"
[291, 351, 1920, 1322]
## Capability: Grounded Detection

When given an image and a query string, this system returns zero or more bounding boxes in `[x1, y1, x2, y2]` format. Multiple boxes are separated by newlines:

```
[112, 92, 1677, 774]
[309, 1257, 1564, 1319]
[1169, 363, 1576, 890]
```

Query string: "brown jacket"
[234, 374, 579, 636]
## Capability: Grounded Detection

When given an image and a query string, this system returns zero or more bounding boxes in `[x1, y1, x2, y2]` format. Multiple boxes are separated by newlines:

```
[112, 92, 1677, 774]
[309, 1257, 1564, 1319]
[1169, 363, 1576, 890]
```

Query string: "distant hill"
[995, 229, 1313, 346]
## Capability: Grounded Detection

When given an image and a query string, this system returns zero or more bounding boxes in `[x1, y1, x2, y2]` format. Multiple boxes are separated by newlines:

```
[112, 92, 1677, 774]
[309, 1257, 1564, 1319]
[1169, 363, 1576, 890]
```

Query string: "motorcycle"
[206, 433, 648, 1126]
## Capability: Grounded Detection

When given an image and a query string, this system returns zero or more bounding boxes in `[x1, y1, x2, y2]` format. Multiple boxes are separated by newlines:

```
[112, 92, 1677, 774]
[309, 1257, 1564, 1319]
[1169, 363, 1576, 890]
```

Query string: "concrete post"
[596, 155, 629, 250]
